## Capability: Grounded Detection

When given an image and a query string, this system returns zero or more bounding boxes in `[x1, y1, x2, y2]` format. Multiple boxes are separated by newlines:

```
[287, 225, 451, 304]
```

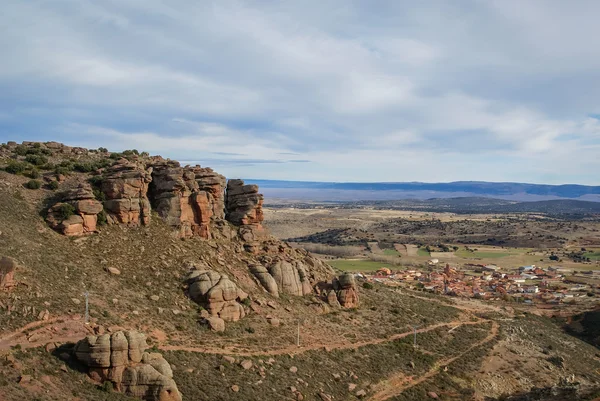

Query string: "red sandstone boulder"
[187, 268, 247, 322]
[74, 331, 181, 401]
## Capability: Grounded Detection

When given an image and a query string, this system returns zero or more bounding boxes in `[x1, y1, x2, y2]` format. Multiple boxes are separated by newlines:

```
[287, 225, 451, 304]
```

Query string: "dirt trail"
[368, 321, 499, 401]
[159, 320, 483, 356]
[0, 315, 89, 353]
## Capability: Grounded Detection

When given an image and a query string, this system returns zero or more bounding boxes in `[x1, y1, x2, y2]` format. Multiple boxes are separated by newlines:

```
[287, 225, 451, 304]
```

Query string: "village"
[360, 260, 600, 308]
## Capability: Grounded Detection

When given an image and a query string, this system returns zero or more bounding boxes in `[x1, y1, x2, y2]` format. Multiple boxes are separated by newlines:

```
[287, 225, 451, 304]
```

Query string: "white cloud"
[1, 0, 600, 184]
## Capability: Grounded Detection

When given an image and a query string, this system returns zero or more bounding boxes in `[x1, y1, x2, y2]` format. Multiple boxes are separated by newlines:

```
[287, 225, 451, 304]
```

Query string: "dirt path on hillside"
[159, 320, 485, 356]
[367, 320, 499, 401]
[0, 315, 89, 353]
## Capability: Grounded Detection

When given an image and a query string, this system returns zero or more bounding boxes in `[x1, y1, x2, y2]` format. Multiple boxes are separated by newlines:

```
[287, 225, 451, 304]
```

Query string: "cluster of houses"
[361, 263, 597, 304]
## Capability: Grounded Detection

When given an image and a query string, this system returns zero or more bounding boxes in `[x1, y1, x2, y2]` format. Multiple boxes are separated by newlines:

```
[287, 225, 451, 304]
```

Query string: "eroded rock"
[101, 160, 152, 226]
[187, 268, 247, 322]
[46, 184, 103, 236]
[74, 330, 181, 401]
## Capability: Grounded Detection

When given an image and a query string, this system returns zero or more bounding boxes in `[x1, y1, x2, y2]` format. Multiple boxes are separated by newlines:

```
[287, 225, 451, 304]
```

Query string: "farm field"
[328, 259, 395, 272]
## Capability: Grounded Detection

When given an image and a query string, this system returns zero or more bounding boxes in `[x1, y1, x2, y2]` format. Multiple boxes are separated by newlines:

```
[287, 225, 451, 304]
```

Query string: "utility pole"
[84, 291, 89, 324]
[413, 325, 419, 347]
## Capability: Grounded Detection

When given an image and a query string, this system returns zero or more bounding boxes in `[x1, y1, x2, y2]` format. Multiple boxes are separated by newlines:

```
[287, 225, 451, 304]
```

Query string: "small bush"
[25, 154, 48, 166]
[57, 203, 76, 220]
[25, 179, 41, 189]
[14, 145, 28, 156]
[363, 282, 374, 290]
[28, 168, 41, 179]
[47, 181, 59, 190]
[5, 161, 30, 174]
[97, 210, 108, 226]
[109, 153, 121, 159]
[98, 147, 108, 153]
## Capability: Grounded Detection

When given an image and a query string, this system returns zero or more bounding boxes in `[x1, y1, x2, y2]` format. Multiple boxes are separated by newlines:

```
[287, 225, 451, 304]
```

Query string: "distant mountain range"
[245, 179, 600, 203]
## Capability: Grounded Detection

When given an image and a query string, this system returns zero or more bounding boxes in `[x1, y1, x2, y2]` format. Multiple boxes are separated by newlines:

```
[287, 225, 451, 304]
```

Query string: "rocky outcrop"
[333, 273, 359, 308]
[187, 268, 248, 322]
[225, 179, 263, 226]
[46, 184, 103, 236]
[225, 179, 266, 251]
[268, 260, 313, 296]
[0, 256, 16, 290]
[249, 264, 279, 297]
[74, 330, 181, 401]
[149, 162, 226, 239]
[101, 160, 152, 226]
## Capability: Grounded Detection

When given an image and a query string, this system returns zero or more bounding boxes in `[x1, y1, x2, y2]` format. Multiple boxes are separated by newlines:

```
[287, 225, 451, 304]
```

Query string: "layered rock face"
[46, 184, 103, 236]
[149, 162, 226, 239]
[74, 330, 181, 401]
[333, 273, 359, 308]
[187, 268, 248, 322]
[101, 160, 152, 226]
[0, 256, 16, 290]
[225, 179, 266, 251]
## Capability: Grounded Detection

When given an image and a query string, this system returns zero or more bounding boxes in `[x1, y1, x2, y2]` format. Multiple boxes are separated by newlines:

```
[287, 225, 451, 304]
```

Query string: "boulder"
[187, 269, 247, 322]
[206, 316, 225, 332]
[249, 264, 279, 297]
[0, 256, 17, 290]
[333, 274, 359, 308]
[74, 331, 181, 401]
[268, 260, 313, 296]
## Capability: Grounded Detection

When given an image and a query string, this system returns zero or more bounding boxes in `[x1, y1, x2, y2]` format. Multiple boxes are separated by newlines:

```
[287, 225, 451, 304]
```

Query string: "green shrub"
[28, 168, 41, 179]
[5, 161, 30, 174]
[14, 145, 28, 156]
[109, 153, 121, 159]
[25, 180, 41, 189]
[363, 282, 374, 290]
[57, 203, 76, 220]
[122, 149, 139, 156]
[48, 181, 59, 190]
[97, 210, 108, 226]
[98, 147, 108, 153]
[25, 154, 48, 166]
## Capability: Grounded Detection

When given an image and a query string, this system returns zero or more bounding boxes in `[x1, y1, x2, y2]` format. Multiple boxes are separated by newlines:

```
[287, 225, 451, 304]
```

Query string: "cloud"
[1, 0, 600, 184]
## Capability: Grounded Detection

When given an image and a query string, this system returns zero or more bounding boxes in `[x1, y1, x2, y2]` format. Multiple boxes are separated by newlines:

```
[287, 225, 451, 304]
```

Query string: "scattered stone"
[223, 356, 235, 364]
[348, 383, 357, 391]
[268, 317, 280, 327]
[356, 390, 367, 398]
[149, 295, 160, 301]
[207, 316, 225, 332]
[106, 267, 121, 275]
[18, 375, 31, 384]
[231, 385, 240, 392]
[289, 366, 298, 373]
[318, 392, 332, 401]
[267, 301, 277, 309]
[240, 360, 253, 370]
[72, 298, 81, 305]
[427, 391, 439, 399]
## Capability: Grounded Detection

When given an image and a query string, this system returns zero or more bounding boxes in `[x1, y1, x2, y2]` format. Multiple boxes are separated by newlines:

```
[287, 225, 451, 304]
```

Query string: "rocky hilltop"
[2, 141, 599, 401]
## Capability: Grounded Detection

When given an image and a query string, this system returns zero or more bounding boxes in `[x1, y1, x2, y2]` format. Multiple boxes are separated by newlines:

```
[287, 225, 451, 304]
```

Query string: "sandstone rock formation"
[0, 256, 16, 290]
[101, 160, 152, 226]
[268, 260, 313, 296]
[149, 162, 226, 239]
[225, 179, 266, 251]
[249, 264, 279, 297]
[46, 184, 103, 236]
[333, 273, 359, 308]
[187, 268, 247, 322]
[74, 330, 181, 401]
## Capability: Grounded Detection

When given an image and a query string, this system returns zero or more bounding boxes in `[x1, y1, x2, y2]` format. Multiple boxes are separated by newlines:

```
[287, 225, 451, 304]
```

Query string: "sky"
[1, 0, 600, 184]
